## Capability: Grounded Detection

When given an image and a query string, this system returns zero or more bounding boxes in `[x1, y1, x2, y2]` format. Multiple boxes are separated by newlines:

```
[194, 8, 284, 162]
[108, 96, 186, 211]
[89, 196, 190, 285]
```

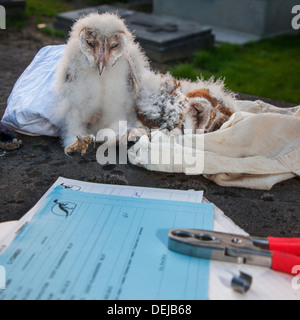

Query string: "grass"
[24, 0, 127, 21]
[24, 0, 74, 22]
[167, 34, 300, 104]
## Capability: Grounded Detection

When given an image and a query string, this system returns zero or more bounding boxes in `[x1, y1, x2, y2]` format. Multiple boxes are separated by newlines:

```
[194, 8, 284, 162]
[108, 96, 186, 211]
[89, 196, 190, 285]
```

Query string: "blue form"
[0, 186, 214, 300]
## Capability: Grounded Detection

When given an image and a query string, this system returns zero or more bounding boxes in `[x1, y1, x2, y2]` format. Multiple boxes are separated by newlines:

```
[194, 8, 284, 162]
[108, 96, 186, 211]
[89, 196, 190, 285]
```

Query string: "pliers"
[168, 229, 300, 275]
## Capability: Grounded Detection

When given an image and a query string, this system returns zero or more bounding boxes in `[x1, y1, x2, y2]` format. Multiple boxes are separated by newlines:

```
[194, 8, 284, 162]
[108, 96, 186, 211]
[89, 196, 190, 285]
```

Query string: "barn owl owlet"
[53, 13, 149, 155]
[135, 72, 237, 134]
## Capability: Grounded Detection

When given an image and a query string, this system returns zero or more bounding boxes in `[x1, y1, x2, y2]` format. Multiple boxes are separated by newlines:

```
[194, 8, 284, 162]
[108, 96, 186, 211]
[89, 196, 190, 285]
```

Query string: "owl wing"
[125, 42, 150, 97]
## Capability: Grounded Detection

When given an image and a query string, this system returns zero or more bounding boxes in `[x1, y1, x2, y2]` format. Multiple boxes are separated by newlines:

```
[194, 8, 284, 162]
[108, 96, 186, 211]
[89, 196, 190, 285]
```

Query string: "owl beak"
[98, 61, 105, 76]
[95, 51, 106, 76]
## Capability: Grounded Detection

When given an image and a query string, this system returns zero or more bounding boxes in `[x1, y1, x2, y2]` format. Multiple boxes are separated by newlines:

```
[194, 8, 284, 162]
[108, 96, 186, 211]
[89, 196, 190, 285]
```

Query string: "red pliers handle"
[268, 237, 300, 275]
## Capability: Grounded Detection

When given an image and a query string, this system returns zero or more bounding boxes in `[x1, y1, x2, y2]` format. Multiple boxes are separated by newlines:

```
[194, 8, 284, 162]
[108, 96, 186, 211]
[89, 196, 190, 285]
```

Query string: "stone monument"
[153, 0, 300, 43]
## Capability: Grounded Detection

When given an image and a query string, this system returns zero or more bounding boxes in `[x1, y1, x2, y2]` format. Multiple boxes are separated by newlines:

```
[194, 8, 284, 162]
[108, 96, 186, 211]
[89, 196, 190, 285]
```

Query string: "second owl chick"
[135, 72, 237, 134]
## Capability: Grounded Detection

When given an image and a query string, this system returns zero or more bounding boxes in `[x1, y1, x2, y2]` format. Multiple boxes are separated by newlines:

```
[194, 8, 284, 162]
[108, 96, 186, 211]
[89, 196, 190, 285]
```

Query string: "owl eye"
[87, 40, 95, 48]
[110, 43, 119, 50]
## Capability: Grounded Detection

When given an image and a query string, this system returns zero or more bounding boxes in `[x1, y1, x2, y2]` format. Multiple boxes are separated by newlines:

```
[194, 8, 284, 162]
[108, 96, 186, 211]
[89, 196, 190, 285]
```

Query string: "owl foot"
[65, 135, 95, 156]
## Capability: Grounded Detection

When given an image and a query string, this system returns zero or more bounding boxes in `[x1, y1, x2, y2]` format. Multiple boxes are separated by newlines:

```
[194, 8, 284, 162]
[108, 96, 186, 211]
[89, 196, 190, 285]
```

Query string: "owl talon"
[77, 135, 83, 144]
[65, 135, 95, 156]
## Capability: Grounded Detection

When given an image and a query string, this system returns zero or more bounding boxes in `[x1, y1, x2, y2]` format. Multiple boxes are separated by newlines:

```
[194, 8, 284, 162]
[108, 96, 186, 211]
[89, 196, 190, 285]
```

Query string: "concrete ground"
[0, 32, 299, 238]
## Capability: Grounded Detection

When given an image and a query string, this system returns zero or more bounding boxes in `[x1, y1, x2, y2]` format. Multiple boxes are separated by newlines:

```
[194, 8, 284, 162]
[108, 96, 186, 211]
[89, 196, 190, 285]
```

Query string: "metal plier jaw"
[168, 229, 273, 268]
[169, 229, 300, 275]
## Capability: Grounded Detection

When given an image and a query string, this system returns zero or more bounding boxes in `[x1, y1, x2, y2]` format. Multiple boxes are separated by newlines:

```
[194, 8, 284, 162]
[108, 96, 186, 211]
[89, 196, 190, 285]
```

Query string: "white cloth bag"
[128, 101, 300, 190]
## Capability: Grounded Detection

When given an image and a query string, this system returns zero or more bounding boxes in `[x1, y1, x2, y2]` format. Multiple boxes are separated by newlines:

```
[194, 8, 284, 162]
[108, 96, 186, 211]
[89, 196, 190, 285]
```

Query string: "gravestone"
[154, 0, 300, 40]
[54, 4, 214, 63]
